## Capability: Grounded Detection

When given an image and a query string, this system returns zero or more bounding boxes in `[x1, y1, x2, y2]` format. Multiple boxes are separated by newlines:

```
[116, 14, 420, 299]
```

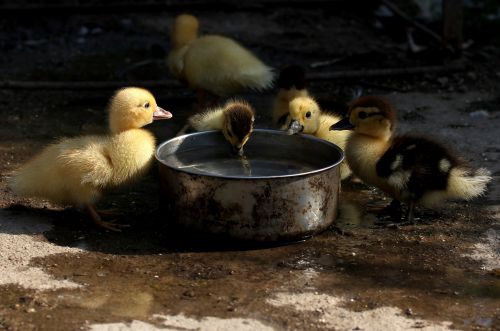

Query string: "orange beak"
[153, 106, 172, 120]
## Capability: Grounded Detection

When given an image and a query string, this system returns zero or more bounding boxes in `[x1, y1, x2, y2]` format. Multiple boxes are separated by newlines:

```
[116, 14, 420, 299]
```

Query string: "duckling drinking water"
[285, 96, 352, 180]
[188, 100, 255, 156]
[330, 95, 491, 222]
[10, 87, 172, 231]
[272, 65, 310, 127]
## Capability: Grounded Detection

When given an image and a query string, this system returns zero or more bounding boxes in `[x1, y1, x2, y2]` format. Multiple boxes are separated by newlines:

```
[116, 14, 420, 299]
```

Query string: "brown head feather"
[225, 101, 255, 140]
[349, 96, 396, 129]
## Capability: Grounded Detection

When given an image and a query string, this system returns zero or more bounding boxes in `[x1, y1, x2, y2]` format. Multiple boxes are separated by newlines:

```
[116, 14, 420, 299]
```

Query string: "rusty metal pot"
[156, 129, 343, 242]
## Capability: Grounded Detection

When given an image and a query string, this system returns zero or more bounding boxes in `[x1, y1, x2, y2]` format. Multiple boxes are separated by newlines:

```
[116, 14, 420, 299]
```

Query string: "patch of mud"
[267, 292, 457, 331]
[0, 210, 82, 290]
[90, 314, 274, 331]
[465, 228, 500, 271]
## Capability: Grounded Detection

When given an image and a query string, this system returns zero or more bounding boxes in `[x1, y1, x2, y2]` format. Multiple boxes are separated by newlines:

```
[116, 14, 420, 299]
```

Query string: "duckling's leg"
[84, 204, 122, 232]
[405, 200, 416, 224]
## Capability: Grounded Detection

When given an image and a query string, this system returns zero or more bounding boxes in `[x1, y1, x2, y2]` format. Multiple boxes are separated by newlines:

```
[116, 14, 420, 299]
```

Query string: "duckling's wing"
[378, 136, 461, 198]
[57, 137, 113, 188]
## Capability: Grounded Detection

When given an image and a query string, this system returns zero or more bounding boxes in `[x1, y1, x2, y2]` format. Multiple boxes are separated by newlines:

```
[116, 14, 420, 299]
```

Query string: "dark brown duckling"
[330, 95, 491, 222]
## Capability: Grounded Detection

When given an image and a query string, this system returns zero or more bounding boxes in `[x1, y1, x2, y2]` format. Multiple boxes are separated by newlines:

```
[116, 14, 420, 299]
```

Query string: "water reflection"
[336, 198, 377, 229]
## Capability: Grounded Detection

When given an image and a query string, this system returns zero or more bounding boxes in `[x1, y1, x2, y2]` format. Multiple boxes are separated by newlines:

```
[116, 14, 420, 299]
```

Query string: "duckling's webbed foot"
[85, 205, 129, 232]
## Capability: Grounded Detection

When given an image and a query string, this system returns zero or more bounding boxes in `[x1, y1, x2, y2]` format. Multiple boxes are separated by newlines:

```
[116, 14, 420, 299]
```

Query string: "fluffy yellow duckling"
[272, 65, 361, 128]
[10, 87, 172, 231]
[272, 65, 309, 127]
[330, 96, 491, 222]
[187, 100, 255, 155]
[285, 96, 352, 180]
[167, 14, 274, 106]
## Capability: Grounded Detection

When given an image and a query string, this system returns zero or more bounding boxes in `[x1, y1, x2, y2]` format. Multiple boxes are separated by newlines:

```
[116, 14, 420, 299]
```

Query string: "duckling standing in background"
[272, 64, 362, 128]
[188, 100, 255, 156]
[285, 96, 352, 180]
[272, 65, 309, 127]
[10, 87, 172, 231]
[167, 14, 274, 108]
[330, 96, 491, 222]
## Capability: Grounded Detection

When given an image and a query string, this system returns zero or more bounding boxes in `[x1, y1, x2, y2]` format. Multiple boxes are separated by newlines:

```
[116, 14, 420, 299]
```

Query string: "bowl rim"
[155, 129, 344, 180]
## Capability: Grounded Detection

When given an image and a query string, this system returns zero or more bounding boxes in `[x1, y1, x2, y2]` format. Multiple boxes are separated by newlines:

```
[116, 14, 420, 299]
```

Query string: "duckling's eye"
[358, 111, 367, 119]
[144, 102, 150, 109]
[305, 111, 312, 118]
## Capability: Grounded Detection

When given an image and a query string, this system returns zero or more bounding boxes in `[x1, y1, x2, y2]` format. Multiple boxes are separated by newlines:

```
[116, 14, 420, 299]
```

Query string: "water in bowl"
[162, 148, 317, 177]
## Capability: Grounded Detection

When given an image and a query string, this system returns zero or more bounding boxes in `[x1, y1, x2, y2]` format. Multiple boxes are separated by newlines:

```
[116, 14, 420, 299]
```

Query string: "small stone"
[91, 27, 103, 35]
[78, 26, 89, 36]
[26, 308, 36, 313]
[469, 110, 489, 118]
[405, 308, 413, 316]
[466, 71, 477, 81]
[182, 290, 195, 298]
[437, 76, 449, 86]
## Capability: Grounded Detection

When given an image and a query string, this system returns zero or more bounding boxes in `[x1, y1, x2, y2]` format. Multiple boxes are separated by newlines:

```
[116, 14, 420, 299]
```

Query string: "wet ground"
[1, 3, 500, 331]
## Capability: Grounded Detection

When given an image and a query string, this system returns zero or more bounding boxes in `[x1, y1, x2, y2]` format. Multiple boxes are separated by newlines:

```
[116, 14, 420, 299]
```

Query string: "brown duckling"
[188, 100, 255, 155]
[330, 96, 491, 222]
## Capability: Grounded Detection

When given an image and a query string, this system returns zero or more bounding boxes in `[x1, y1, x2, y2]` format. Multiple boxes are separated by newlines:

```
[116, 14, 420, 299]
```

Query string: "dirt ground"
[0, 3, 499, 331]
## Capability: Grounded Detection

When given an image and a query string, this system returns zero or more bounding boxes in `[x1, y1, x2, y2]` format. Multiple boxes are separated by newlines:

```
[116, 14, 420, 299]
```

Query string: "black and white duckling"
[330, 96, 492, 222]
[187, 100, 255, 155]
[285, 96, 352, 180]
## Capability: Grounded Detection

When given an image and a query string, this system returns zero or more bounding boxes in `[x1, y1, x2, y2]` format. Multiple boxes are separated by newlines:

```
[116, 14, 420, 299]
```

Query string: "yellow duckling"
[330, 96, 491, 222]
[9, 87, 172, 231]
[285, 96, 352, 180]
[272, 65, 309, 127]
[187, 100, 255, 156]
[167, 14, 274, 106]
[272, 65, 360, 128]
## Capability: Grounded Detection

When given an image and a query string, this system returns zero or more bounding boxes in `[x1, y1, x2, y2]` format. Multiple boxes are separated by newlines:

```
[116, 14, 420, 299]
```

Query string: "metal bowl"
[156, 129, 343, 242]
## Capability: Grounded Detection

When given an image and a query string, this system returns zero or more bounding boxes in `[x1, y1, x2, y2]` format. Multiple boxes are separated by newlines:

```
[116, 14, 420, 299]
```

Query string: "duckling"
[9, 87, 172, 231]
[330, 96, 491, 222]
[167, 14, 274, 107]
[272, 65, 309, 127]
[285, 96, 352, 180]
[188, 100, 255, 155]
[271, 65, 361, 127]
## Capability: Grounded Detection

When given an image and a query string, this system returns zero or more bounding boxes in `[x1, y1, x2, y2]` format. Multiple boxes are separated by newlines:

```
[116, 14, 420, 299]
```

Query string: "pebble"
[469, 110, 490, 118]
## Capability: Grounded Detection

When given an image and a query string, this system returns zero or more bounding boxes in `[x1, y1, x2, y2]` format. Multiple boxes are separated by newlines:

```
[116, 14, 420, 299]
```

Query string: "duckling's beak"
[287, 120, 303, 135]
[330, 118, 354, 131]
[231, 145, 244, 156]
[153, 106, 173, 120]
